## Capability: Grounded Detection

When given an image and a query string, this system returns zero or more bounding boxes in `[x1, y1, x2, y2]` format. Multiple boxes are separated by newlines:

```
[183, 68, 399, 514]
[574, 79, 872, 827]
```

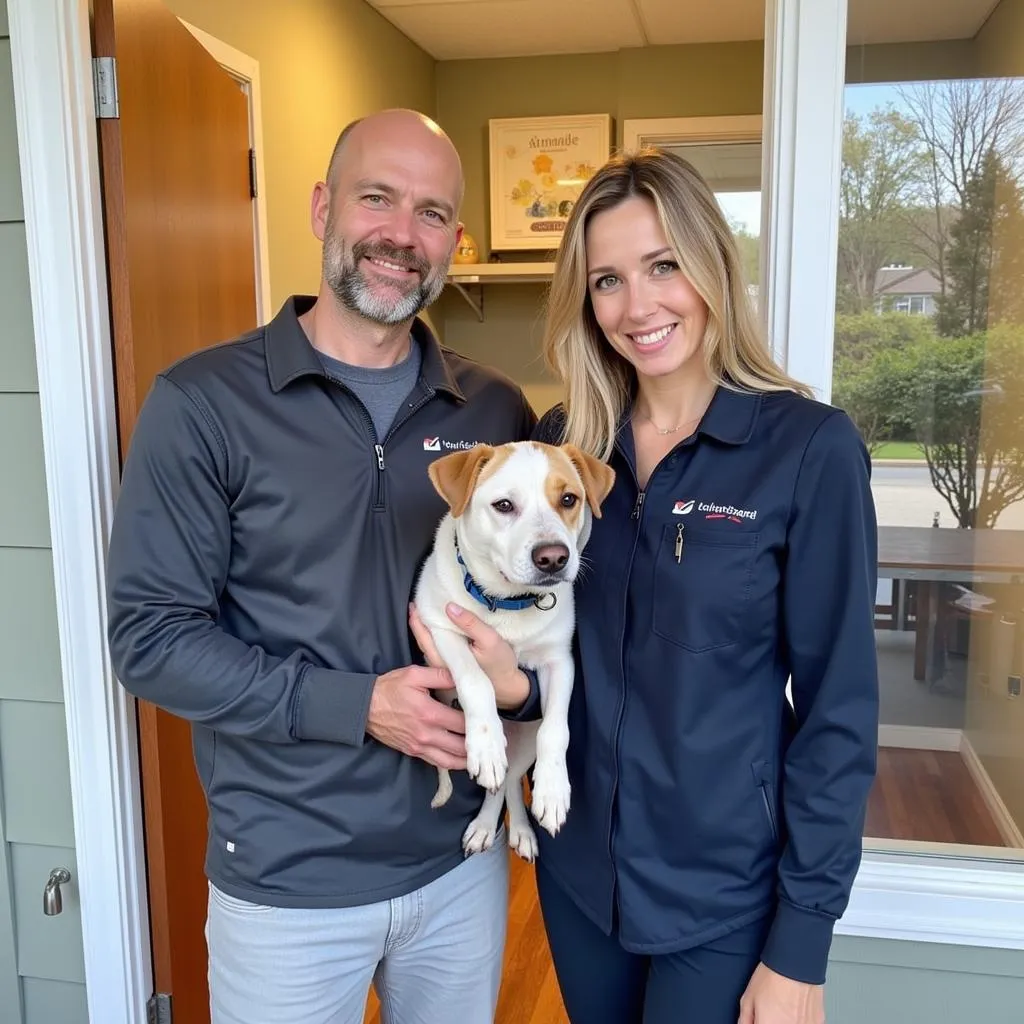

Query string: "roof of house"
[874, 266, 942, 296]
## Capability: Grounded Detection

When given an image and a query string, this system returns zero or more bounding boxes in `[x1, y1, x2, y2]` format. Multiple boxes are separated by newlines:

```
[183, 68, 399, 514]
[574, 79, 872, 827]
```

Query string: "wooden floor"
[866, 747, 1006, 847]
[364, 747, 1005, 1023]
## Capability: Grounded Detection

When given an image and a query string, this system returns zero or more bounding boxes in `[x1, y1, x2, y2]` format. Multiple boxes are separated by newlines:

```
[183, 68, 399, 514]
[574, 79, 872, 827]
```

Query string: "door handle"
[43, 867, 71, 916]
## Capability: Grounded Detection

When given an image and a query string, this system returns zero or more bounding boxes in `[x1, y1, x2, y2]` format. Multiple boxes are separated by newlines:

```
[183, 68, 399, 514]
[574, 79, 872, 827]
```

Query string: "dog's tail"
[431, 767, 453, 809]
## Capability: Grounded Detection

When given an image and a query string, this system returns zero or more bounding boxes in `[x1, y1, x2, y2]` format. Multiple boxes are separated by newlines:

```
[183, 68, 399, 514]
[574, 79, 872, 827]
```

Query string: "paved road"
[870, 460, 1024, 529]
[873, 463, 930, 485]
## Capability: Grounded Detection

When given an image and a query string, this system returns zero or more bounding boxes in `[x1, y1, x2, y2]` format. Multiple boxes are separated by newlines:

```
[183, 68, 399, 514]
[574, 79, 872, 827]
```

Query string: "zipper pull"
[675, 523, 684, 563]
[631, 491, 645, 520]
[375, 444, 385, 471]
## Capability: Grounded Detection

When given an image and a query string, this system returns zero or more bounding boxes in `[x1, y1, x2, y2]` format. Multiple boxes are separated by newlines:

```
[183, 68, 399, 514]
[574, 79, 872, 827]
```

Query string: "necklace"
[638, 412, 702, 436]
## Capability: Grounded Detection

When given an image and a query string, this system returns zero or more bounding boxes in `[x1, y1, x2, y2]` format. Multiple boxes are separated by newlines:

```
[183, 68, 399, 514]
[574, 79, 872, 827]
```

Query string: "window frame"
[762, 0, 1024, 950]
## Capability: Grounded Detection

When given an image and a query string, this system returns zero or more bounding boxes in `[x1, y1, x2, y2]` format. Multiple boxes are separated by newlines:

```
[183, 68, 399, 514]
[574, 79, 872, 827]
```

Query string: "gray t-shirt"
[319, 339, 422, 440]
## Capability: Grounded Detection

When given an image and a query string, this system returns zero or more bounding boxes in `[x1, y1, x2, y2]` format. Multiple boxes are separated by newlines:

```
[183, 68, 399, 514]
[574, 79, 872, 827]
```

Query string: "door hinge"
[92, 56, 119, 119]
[249, 147, 258, 198]
[146, 992, 172, 1024]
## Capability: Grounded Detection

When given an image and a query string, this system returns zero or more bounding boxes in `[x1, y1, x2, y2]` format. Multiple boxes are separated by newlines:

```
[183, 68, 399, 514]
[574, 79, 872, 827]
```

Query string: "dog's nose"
[532, 543, 570, 574]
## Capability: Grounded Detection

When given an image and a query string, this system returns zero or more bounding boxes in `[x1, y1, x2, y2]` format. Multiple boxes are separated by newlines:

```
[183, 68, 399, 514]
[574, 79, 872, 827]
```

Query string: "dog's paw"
[509, 820, 539, 863]
[465, 720, 508, 793]
[530, 762, 570, 836]
[462, 816, 499, 856]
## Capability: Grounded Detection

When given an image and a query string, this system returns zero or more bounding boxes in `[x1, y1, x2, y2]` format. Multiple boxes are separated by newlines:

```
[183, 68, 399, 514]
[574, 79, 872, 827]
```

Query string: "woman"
[525, 148, 878, 1023]
[415, 147, 878, 1023]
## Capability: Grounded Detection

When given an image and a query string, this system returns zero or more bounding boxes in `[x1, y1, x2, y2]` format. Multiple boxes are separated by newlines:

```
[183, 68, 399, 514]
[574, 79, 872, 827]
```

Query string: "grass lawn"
[873, 441, 925, 460]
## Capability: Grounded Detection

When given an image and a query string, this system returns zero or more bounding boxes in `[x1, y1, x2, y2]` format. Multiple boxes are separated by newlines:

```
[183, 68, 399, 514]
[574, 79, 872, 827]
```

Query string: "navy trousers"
[536, 861, 772, 1024]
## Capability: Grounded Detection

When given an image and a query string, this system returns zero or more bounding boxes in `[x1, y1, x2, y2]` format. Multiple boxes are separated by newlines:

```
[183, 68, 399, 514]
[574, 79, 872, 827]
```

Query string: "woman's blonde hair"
[543, 147, 811, 459]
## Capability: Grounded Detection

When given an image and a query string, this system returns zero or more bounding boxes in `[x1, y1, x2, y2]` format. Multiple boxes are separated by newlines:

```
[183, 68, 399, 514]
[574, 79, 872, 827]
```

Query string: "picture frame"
[488, 114, 613, 252]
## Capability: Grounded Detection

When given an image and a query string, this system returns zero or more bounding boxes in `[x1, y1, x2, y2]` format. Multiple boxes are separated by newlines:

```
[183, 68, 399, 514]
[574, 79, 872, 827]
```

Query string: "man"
[106, 109, 538, 1024]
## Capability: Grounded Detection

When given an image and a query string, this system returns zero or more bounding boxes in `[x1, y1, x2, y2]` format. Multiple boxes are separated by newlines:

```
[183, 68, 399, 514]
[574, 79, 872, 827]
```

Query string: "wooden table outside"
[876, 526, 1024, 685]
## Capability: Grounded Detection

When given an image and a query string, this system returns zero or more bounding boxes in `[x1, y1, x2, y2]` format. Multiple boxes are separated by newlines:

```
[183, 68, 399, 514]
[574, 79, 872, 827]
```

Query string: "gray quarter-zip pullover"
[106, 295, 537, 907]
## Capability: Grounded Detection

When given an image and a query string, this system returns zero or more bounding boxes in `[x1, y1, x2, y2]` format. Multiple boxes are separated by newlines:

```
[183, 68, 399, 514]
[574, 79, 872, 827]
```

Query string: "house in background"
[874, 264, 942, 315]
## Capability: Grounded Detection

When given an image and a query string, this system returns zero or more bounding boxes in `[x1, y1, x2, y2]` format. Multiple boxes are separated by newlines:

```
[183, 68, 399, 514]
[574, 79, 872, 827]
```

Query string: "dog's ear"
[427, 444, 496, 518]
[562, 444, 616, 518]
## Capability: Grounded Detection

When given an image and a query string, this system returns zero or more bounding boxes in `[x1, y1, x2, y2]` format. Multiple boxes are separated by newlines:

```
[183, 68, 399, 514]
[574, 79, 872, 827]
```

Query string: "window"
[832, 0, 1024, 866]
[623, 117, 764, 305]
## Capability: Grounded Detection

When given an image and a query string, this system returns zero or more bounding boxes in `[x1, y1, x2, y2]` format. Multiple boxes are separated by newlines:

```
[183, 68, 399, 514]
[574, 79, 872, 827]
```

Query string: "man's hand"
[409, 602, 531, 710]
[738, 963, 825, 1024]
[366, 665, 467, 770]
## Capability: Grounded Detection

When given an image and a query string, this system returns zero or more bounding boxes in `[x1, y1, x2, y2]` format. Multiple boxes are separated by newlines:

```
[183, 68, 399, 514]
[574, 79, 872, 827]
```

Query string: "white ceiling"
[365, 0, 1002, 61]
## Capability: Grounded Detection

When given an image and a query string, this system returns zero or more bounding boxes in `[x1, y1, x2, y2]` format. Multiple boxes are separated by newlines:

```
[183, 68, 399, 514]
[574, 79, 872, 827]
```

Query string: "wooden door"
[92, 1, 258, 1020]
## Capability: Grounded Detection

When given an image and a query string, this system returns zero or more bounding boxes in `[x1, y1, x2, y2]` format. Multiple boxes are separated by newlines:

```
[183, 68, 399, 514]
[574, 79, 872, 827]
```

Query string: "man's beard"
[322, 221, 451, 325]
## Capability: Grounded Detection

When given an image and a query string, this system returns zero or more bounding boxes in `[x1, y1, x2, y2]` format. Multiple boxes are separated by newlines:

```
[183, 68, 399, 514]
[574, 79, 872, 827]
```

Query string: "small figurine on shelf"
[452, 232, 479, 264]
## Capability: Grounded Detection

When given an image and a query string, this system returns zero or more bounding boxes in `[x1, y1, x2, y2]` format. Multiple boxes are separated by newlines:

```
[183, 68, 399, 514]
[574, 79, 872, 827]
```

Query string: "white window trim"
[178, 19, 273, 325]
[622, 114, 764, 153]
[5, 2, 1024, 1019]
[761, 0, 1024, 950]
[761, 0, 847, 400]
[7, 1, 151, 1022]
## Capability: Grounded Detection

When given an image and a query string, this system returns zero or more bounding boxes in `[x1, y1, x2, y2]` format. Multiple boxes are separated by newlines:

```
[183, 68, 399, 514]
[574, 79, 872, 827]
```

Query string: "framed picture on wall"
[488, 113, 612, 251]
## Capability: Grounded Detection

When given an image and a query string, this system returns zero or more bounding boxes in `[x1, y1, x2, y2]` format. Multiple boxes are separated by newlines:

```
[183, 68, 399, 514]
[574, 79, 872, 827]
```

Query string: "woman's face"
[584, 196, 709, 385]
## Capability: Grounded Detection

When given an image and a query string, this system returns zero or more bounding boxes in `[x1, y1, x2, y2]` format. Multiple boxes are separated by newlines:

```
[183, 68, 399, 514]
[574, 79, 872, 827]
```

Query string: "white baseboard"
[878, 724, 963, 751]
[960, 734, 1024, 849]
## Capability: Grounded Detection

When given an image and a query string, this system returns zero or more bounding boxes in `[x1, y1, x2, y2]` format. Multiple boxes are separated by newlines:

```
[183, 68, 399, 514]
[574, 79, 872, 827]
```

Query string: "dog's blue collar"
[455, 543, 557, 613]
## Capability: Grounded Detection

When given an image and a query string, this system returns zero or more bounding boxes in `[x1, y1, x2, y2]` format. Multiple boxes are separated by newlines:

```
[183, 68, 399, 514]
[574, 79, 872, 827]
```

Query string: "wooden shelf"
[445, 262, 555, 320]
[447, 261, 555, 283]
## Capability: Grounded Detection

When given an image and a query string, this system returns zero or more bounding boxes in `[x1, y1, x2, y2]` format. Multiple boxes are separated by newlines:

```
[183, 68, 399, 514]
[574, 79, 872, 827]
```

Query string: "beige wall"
[966, 0, 1024, 840]
[975, 0, 1024, 76]
[844, 39, 976, 85]
[164, 0, 436, 314]
[434, 42, 764, 413]
[436, 42, 765, 262]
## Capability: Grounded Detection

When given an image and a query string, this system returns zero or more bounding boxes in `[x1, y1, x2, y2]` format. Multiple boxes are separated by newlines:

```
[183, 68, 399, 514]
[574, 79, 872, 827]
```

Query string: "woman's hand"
[738, 964, 825, 1024]
[408, 602, 531, 710]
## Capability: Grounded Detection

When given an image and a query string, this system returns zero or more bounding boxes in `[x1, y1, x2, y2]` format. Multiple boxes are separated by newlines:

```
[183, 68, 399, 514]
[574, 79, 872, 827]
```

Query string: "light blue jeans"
[206, 831, 509, 1024]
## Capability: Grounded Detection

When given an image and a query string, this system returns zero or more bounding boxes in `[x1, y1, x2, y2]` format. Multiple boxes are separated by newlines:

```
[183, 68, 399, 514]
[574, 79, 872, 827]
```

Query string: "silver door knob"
[43, 868, 71, 916]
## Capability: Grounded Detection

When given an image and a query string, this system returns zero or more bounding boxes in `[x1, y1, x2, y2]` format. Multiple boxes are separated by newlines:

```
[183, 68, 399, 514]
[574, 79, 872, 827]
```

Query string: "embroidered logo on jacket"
[424, 437, 486, 452]
[673, 498, 758, 523]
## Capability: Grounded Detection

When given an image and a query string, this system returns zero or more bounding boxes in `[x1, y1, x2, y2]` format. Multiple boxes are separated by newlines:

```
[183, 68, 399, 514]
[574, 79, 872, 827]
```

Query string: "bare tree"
[837, 107, 924, 312]
[896, 78, 1024, 294]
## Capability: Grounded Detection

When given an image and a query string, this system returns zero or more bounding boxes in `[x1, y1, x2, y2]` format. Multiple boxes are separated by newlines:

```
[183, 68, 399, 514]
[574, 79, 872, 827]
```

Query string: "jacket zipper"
[607, 451, 645, 910]
[369, 386, 437, 511]
[324, 376, 436, 513]
[674, 522, 684, 563]
[607, 435, 691, 916]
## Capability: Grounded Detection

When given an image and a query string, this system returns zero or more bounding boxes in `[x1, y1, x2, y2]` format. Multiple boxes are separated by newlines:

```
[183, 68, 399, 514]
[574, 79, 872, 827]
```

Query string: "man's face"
[317, 130, 463, 326]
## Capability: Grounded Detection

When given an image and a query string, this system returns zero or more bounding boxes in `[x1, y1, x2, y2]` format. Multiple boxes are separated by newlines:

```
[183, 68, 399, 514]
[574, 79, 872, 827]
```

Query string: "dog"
[413, 440, 615, 860]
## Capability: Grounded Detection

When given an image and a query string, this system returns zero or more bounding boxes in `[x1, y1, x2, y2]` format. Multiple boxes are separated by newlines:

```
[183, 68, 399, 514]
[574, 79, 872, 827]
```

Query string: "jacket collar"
[265, 295, 465, 401]
[696, 384, 762, 445]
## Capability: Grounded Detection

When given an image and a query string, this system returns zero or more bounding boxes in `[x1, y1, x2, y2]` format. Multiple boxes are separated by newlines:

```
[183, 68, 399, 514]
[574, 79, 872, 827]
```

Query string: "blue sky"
[844, 82, 908, 119]
[719, 83, 907, 235]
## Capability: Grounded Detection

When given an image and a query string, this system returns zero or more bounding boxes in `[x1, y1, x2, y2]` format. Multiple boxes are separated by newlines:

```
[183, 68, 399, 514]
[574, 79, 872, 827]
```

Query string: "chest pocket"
[652, 522, 758, 653]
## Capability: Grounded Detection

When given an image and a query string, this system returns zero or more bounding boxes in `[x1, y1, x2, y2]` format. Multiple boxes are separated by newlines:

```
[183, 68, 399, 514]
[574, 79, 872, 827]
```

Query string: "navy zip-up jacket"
[532, 386, 879, 985]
